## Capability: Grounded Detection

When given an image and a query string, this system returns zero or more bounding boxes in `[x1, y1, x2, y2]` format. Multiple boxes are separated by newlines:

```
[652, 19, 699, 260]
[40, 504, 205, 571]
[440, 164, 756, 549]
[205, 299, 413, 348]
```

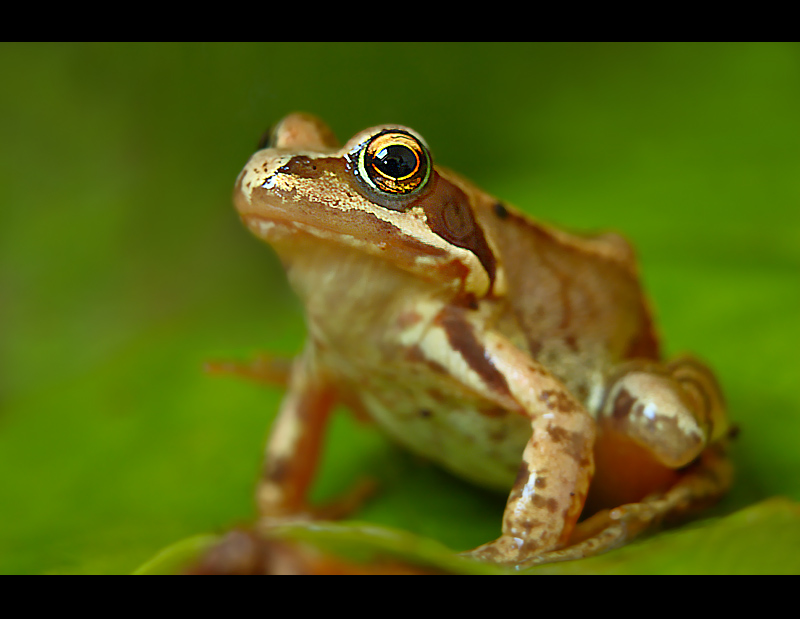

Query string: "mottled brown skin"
[220, 113, 732, 567]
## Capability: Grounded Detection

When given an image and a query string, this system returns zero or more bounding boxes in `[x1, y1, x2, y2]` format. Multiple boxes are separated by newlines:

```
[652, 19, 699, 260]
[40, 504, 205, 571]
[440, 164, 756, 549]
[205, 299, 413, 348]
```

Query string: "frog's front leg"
[256, 347, 375, 521]
[520, 355, 733, 567]
[421, 308, 596, 564]
[256, 347, 336, 518]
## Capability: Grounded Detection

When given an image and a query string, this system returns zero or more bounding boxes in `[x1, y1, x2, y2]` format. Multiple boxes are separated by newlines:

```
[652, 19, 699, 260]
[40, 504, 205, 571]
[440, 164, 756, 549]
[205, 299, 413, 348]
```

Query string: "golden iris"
[359, 131, 430, 196]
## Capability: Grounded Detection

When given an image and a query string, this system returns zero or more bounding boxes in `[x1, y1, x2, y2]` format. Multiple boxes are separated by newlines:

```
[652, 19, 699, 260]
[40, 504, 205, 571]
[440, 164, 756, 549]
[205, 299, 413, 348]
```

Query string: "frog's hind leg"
[255, 350, 375, 521]
[517, 443, 733, 568]
[604, 356, 728, 465]
[587, 355, 729, 511]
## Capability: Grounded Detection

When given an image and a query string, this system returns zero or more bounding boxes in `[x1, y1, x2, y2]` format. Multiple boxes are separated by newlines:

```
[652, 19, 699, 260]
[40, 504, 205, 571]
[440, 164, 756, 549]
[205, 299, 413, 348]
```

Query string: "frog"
[221, 112, 733, 568]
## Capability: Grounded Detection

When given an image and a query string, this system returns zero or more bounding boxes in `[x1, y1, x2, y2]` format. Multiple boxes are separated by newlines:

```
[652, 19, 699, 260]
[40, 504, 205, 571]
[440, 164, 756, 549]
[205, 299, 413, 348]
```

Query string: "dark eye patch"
[410, 174, 497, 292]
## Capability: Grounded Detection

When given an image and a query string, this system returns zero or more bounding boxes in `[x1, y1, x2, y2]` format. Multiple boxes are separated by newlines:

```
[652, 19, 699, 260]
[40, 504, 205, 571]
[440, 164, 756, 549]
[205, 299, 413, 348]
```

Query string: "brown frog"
[224, 113, 732, 567]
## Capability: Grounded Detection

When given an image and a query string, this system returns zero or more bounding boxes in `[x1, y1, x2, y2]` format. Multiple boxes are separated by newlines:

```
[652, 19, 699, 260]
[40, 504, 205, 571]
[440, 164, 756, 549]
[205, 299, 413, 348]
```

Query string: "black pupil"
[374, 144, 417, 179]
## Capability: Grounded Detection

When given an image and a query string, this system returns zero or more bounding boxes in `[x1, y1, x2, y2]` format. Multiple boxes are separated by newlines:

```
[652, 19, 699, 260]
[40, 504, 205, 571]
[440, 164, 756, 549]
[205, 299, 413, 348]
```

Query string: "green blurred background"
[1, 43, 799, 574]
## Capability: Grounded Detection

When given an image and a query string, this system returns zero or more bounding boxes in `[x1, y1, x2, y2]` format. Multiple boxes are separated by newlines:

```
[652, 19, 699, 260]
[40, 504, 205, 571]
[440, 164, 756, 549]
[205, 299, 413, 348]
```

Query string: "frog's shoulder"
[436, 166, 639, 276]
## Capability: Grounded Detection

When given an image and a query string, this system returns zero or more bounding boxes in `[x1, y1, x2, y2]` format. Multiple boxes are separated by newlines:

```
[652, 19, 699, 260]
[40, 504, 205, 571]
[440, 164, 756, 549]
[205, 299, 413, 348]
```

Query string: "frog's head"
[233, 113, 501, 298]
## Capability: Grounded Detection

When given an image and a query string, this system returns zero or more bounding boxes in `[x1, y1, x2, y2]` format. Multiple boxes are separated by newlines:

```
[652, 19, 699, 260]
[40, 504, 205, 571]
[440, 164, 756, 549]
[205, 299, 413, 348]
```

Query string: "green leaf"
[136, 498, 800, 574]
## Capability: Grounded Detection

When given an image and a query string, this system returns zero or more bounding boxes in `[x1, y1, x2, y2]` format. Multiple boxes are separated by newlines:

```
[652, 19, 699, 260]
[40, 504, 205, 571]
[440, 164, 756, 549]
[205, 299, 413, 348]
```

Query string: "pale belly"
[353, 377, 531, 491]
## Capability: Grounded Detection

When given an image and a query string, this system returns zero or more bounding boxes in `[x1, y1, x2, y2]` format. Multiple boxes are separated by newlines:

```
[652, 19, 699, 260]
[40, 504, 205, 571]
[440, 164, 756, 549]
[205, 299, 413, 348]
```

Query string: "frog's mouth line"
[242, 215, 294, 240]
[242, 213, 443, 270]
[241, 213, 361, 248]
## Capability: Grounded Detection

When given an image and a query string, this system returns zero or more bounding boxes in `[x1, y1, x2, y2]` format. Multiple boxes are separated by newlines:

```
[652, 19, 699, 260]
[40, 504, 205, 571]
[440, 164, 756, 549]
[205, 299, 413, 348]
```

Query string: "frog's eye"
[356, 130, 431, 200]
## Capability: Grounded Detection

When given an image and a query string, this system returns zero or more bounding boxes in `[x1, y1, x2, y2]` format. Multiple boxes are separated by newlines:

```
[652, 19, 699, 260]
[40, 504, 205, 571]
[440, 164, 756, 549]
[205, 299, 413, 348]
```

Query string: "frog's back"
[444, 169, 660, 407]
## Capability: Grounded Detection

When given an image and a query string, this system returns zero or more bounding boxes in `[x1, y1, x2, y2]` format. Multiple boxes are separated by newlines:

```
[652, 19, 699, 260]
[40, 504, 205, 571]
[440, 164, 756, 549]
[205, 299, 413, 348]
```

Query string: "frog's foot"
[205, 353, 292, 387]
[187, 526, 346, 575]
[513, 444, 733, 568]
[311, 477, 378, 520]
[188, 526, 440, 575]
[259, 476, 378, 523]
[187, 528, 277, 575]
